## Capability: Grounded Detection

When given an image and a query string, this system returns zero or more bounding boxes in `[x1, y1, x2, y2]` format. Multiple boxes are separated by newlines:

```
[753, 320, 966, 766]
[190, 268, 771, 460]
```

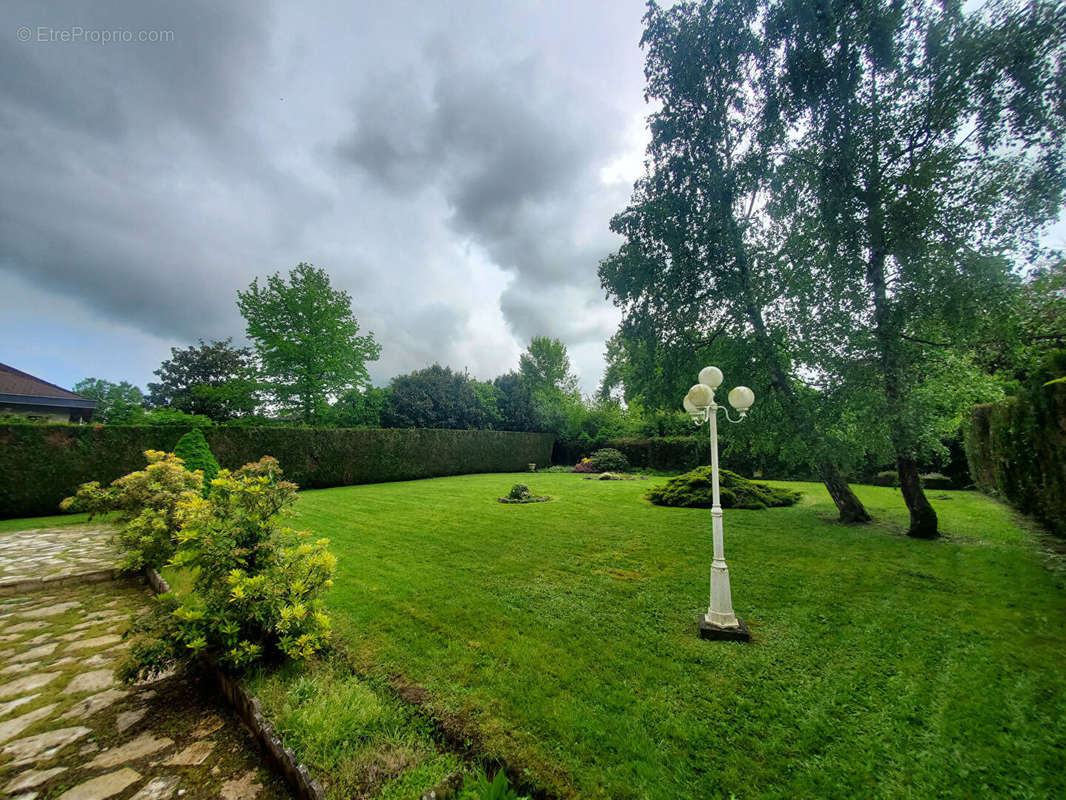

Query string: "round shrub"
[173, 428, 220, 493]
[920, 473, 954, 490]
[646, 467, 801, 509]
[588, 448, 630, 473]
[872, 471, 899, 487]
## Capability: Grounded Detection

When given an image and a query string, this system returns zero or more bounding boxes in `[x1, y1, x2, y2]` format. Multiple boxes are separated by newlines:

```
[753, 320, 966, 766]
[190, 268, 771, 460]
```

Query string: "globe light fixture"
[687, 382, 713, 408]
[683, 366, 755, 642]
[727, 386, 755, 415]
[698, 365, 723, 389]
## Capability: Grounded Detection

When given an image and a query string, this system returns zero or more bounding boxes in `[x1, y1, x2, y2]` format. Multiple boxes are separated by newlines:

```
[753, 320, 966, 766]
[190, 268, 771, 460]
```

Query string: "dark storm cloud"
[0, 0, 329, 340]
[336, 45, 629, 343]
[0, 0, 650, 393]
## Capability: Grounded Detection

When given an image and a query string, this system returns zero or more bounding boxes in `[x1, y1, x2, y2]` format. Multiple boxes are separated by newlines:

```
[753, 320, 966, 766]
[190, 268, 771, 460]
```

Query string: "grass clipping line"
[646, 467, 802, 509]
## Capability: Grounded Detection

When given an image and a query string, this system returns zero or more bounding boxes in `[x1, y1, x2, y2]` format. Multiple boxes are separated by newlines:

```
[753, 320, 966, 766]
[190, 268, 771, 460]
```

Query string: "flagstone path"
[0, 527, 117, 585]
[0, 527, 292, 800]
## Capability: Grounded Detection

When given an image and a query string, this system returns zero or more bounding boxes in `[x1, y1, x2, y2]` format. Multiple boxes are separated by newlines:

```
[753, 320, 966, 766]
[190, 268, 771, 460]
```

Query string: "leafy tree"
[599, 0, 872, 522]
[383, 364, 499, 429]
[173, 428, 220, 494]
[519, 336, 580, 396]
[516, 337, 589, 437]
[766, 0, 1066, 537]
[980, 257, 1066, 383]
[237, 263, 381, 424]
[493, 371, 538, 432]
[137, 408, 214, 427]
[73, 378, 145, 424]
[328, 385, 392, 428]
[147, 338, 259, 421]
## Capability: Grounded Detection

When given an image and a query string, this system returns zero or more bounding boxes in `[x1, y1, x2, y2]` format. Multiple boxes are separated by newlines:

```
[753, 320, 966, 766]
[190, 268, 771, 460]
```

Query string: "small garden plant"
[497, 484, 551, 504]
[121, 456, 336, 679]
[646, 467, 801, 509]
[60, 449, 202, 571]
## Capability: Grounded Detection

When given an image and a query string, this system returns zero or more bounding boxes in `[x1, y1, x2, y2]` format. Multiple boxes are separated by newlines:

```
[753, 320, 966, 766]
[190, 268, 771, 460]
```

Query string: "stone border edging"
[0, 567, 122, 596]
[143, 568, 326, 800]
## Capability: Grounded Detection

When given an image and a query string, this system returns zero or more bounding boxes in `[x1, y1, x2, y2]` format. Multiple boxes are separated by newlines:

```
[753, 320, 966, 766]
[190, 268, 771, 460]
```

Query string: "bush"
[60, 450, 202, 571]
[920, 473, 954, 490]
[173, 428, 220, 494]
[872, 471, 899, 487]
[572, 458, 596, 474]
[646, 467, 801, 509]
[587, 447, 630, 473]
[121, 457, 336, 679]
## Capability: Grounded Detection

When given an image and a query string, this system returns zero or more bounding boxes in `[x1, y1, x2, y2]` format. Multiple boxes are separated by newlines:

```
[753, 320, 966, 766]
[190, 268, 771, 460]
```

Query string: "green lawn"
[288, 474, 1066, 799]
[4, 475, 1062, 798]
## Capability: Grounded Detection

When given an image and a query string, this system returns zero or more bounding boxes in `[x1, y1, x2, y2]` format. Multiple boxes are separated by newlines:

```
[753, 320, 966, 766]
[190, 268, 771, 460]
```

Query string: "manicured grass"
[289, 474, 1066, 799]
[0, 510, 101, 532]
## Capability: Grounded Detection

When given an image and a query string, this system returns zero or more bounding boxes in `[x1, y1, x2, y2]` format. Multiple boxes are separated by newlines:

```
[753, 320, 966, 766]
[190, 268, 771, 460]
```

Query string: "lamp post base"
[698, 614, 751, 642]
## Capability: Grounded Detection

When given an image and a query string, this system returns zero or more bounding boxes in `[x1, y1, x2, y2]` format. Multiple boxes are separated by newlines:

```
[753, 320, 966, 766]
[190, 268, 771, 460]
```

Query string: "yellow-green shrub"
[60, 450, 202, 570]
[122, 457, 336, 679]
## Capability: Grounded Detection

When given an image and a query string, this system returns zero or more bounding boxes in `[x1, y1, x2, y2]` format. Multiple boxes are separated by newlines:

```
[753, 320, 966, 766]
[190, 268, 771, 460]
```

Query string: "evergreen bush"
[173, 428, 220, 494]
[646, 467, 801, 509]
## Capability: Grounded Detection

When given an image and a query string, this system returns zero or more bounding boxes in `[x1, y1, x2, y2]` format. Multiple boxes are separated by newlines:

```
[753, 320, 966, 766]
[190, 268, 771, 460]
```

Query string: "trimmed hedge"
[0, 425, 554, 519]
[963, 381, 1066, 537]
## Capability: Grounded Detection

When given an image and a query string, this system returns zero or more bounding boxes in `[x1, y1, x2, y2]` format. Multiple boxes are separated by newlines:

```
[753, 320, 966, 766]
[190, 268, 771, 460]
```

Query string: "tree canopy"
[237, 263, 381, 425]
[147, 338, 259, 421]
[383, 364, 501, 430]
[73, 378, 145, 424]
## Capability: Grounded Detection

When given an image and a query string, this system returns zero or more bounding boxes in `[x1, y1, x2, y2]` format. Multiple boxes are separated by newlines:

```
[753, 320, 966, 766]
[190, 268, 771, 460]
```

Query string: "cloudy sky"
[1, 0, 653, 396]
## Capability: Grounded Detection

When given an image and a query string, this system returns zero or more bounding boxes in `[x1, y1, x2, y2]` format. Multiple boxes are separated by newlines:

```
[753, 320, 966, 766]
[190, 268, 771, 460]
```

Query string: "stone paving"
[0, 528, 117, 584]
[0, 527, 293, 800]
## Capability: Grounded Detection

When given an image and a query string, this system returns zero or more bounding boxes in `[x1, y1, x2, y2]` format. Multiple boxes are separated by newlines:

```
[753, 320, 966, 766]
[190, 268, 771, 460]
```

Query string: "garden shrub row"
[0, 425, 554, 519]
[557, 436, 813, 478]
[963, 379, 1066, 537]
[554, 437, 710, 471]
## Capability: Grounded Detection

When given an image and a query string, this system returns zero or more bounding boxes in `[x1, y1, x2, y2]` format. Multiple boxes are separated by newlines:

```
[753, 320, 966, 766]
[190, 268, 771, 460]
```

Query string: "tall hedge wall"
[0, 425, 554, 519]
[963, 381, 1066, 537]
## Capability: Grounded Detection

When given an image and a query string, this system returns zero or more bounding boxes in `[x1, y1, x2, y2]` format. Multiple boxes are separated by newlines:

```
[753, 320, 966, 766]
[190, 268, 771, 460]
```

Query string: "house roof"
[0, 363, 95, 408]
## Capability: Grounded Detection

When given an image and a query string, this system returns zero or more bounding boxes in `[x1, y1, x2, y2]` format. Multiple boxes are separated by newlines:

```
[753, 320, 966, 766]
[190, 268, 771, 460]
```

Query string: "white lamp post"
[685, 366, 755, 642]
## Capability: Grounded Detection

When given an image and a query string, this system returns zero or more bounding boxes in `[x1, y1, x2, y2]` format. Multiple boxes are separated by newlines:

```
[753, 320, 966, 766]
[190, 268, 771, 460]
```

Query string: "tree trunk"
[897, 455, 938, 538]
[818, 461, 872, 523]
[863, 118, 938, 538]
[731, 227, 872, 524]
